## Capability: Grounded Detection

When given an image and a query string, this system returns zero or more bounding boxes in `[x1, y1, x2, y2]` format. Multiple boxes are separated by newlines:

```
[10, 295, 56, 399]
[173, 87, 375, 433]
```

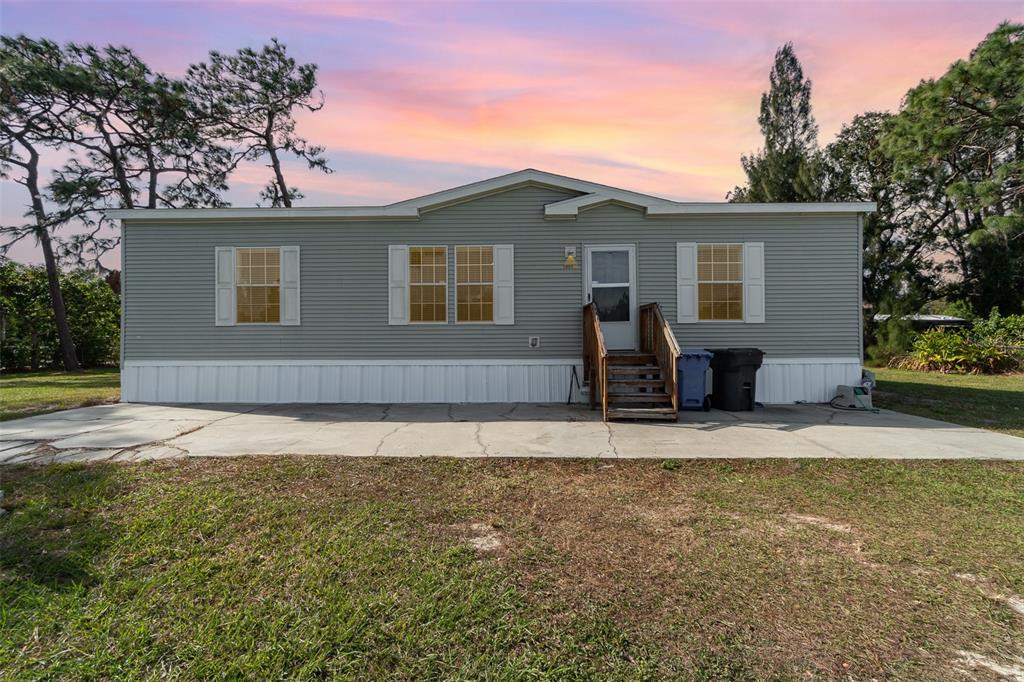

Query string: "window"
[456, 245, 494, 322]
[409, 246, 447, 323]
[697, 243, 743, 321]
[236, 247, 281, 323]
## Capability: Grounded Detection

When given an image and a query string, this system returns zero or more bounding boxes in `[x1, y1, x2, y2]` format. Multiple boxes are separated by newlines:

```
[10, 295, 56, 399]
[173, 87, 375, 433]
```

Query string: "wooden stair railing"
[639, 303, 681, 415]
[584, 302, 681, 421]
[582, 302, 609, 421]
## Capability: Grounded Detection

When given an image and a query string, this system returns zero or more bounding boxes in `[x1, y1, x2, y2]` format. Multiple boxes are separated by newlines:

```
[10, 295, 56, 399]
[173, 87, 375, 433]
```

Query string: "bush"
[867, 314, 914, 364]
[0, 261, 120, 370]
[970, 308, 1024, 347]
[891, 313, 1024, 374]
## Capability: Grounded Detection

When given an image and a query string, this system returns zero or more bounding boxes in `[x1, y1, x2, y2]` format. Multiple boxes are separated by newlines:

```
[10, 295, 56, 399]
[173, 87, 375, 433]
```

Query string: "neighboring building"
[110, 169, 874, 414]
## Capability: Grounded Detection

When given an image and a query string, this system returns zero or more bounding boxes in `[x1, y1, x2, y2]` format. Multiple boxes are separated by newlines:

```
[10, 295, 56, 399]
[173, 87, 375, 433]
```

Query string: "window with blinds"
[236, 247, 281, 324]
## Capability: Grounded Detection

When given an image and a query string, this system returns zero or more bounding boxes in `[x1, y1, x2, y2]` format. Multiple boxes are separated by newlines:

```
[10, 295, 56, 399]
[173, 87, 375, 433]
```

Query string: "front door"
[584, 244, 637, 350]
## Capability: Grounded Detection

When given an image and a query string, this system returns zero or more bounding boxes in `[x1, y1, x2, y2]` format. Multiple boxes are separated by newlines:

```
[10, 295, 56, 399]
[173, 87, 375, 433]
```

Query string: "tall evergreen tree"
[186, 39, 332, 208]
[1, 36, 83, 370]
[882, 22, 1023, 314]
[730, 42, 820, 202]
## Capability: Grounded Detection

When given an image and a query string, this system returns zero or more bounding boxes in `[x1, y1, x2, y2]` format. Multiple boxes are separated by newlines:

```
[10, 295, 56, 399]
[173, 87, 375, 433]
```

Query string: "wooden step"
[608, 378, 666, 387]
[607, 406, 678, 420]
[606, 354, 657, 365]
[608, 392, 672, 403]
[608, 364, 661, 375]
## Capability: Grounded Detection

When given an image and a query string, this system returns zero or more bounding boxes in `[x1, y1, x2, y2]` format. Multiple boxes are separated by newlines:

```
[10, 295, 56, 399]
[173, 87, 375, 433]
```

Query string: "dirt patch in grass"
[2, 457, 1022, 680]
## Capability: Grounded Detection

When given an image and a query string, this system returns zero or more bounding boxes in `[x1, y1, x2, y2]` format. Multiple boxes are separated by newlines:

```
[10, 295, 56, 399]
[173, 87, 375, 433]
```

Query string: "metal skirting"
[754, 358, 862, 404]
[121, 357, 861, 405]
[121, 360, 584, 404]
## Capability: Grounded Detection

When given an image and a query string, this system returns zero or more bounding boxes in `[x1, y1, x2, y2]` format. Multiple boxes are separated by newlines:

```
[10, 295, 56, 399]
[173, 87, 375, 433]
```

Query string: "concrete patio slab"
[1, 402, 1021, 464]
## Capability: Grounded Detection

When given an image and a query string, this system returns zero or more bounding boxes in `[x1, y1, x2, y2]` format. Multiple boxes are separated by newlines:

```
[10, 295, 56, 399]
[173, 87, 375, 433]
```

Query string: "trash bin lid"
[680, 348, 713, 358]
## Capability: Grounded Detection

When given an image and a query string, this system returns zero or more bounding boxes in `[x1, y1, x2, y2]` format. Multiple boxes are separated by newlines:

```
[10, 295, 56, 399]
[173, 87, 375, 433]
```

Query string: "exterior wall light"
[564, 246, 577, 270]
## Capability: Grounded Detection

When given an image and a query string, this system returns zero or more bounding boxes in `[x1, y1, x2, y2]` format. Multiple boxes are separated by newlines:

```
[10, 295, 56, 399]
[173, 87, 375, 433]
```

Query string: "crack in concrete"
[473, 422, 489, 456]
[499, 403, 520, 420]
[446, 403, 454, 422]
[604, 422, 621, 458]
[378, 404, 392, 422]
[372, 422, 409, 456]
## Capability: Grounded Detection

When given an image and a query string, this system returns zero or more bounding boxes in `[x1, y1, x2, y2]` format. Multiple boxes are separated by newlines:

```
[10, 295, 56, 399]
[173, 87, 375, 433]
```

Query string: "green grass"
[2, 457, 1023, 680]
[0, 368, 119, 421]
[872, 367, 1024, 437]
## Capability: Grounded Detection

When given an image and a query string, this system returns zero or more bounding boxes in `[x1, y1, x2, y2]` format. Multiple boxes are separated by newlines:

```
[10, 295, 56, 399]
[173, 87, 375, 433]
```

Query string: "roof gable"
[106, 168, 875, 221]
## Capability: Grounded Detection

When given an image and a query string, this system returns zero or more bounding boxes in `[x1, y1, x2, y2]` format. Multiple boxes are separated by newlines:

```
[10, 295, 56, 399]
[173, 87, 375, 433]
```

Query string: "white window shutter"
[280, 246, 300, 325]
[388, 245, 410, 325]
[215, 247, 235, 326]
[676, 242, 698, 324]
[743, 241, 765, 323]
[493, 244, 515, 325]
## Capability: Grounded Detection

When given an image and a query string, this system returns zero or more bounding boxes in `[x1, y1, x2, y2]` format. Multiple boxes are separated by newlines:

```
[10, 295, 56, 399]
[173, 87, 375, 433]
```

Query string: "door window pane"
[593, 286, 630, 322]
[591, 250, 629, 284]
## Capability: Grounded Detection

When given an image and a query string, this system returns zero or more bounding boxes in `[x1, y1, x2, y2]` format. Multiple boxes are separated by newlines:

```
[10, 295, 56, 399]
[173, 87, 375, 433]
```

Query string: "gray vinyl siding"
[122, 186, 861, 360]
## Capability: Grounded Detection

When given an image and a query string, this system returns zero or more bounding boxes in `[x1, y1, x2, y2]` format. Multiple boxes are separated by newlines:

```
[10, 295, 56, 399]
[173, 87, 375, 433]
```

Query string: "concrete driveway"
[2, 402, 1021, 464]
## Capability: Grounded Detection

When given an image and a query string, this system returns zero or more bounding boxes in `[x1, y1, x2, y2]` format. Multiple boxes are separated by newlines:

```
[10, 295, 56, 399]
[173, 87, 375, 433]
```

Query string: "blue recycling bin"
[677, 349, 714, 411]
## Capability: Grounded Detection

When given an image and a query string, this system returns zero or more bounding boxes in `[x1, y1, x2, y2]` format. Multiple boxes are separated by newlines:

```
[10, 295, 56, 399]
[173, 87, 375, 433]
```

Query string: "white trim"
[761, 357, 861, 365]
[583, 243, 638, 350]
[119, 222, 126, 368]
[857, 214, 865, 363]
[124, 359, 583, 367]
[107, 169, 876, 222]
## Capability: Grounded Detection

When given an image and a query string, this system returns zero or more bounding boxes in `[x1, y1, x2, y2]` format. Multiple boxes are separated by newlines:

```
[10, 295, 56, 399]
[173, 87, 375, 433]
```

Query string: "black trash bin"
[707, 348, 764, 411]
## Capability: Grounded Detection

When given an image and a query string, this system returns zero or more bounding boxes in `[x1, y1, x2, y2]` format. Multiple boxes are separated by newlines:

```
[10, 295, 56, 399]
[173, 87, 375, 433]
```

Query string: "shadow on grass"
[3, 376, 120, 391]
[0, 463, 125, 591]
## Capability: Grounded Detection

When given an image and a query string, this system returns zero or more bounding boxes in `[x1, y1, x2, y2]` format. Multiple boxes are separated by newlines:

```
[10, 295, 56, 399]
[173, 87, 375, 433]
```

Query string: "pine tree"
[730, 43, 820, 202]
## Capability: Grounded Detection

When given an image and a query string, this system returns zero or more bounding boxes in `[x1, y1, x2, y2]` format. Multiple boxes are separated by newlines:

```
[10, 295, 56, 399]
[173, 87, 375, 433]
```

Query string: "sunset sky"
[2, 0, 1021, 267]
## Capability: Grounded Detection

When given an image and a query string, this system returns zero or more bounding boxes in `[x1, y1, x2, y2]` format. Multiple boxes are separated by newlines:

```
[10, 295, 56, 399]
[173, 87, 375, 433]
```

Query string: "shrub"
[867, 314, 914, 364]
[0, 261, 120, 370]
[970, 309, 1024, 347]
[892, 328, 1020, 374]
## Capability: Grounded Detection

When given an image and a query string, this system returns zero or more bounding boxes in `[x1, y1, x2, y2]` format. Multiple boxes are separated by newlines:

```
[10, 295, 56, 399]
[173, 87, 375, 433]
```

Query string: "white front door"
[584, 244, 638, 350]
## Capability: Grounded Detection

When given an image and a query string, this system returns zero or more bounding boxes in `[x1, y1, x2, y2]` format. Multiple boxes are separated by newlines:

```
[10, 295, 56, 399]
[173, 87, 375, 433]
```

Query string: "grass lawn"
[0, 368, 120, 421]
[2, 457, 1023, 680]
[872, 367, 1024, 438]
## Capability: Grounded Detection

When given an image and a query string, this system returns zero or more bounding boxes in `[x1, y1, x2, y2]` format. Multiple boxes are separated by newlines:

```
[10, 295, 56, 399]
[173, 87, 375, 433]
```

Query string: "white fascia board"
[106, 167, 876, 223]
[544, 192, 875, 220]
[543, 193, 654, 219]
[106, 205, 420, 222]
[389, 168, 670, 214]
[645, 202, 877, 216]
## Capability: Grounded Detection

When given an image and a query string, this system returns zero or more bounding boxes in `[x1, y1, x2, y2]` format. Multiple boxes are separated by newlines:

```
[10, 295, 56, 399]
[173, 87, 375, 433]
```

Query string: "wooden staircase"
[605, 354, 677, 420]
[583, 302, 681, 421]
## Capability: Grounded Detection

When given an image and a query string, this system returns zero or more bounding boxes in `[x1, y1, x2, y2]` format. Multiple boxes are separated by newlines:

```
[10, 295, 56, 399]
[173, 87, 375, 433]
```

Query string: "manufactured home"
[110, 169, 874, 420]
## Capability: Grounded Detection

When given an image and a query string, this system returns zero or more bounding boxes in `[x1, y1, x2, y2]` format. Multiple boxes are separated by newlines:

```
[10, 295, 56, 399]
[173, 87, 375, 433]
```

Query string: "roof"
[106, 168, 876, 222]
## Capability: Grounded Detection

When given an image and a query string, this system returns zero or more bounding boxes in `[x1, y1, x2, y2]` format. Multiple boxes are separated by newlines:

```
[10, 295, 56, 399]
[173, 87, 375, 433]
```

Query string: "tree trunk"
[22, 143, 81, 372]
[266, 137, 291, 208]
[38, 228, 80, 371]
